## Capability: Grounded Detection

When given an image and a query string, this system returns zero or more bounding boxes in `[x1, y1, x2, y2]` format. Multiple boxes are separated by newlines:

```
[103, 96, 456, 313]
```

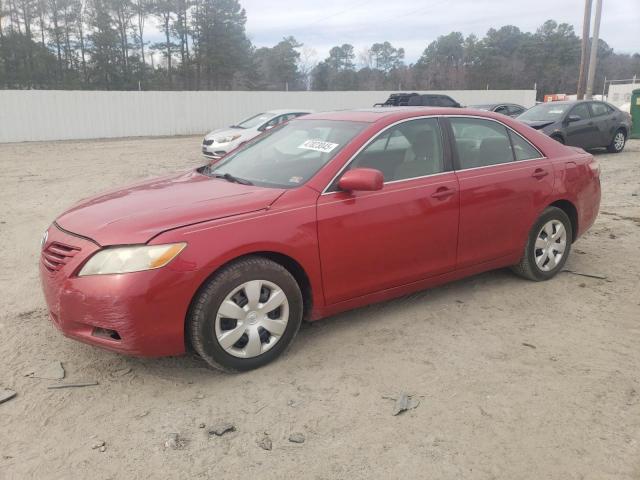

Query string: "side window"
[438, 96, 458, 107]
[570, 103, 591, 120]
[508, 105, 524, 116]
[509, 130, 542, 161]
[449, 118, 513, 169]
[261, 116, 282, 131]
[590, 102, 609, 117]
[350, 118, 444, 182]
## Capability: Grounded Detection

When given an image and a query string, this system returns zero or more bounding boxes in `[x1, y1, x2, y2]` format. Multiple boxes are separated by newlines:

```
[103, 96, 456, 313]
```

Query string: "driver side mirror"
[567, 115, 582, 123]
[338, 168, 384, 192]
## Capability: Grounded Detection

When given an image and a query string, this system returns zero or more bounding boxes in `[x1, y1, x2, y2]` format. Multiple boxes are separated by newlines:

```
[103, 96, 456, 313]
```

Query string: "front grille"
[41, 241, 81, 273]
[203, 139, 214, 146]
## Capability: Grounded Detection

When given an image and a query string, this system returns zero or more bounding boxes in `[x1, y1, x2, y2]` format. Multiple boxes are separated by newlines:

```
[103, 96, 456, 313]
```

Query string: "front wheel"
[607, 129, 626, 153]
[188, 257, 303, 372]
[511, 207, 573, 281]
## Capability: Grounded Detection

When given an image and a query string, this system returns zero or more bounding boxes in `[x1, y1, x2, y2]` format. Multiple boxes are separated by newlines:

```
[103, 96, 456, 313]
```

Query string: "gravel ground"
[1, 136, 639, 480]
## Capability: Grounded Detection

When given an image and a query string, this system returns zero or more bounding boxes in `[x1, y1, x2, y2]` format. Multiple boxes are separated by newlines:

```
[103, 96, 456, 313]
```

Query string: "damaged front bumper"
[39, 224, 192, 357]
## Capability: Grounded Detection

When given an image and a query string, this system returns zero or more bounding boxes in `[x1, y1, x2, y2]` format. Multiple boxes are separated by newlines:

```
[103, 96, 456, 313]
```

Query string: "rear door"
[565, 103, 598, 148]
[588, 102, 617, 146]
[446, 117, 554, 268]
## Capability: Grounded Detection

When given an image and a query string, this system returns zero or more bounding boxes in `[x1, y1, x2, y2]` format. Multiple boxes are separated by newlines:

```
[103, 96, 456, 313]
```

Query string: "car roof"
[300, 107, 484, 124]
[265, 108, 314, 114]
[535, 100, 596, 106]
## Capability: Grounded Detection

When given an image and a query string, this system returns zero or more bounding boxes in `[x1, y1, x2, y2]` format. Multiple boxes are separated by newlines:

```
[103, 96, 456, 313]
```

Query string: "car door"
[446, 116, 554, 269]
[316, 117, 460, 305]
[588, 102, 617, 146]
[564, 103, 598, 148]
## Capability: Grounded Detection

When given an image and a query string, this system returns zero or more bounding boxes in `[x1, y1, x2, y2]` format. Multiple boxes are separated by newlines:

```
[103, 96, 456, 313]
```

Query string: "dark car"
[517, 100, 631, 153]
[469, 103, 526, 117]
[374, 92, 461, 108]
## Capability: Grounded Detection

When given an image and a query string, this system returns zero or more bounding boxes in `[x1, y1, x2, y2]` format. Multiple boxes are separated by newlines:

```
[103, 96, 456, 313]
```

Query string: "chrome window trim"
[320, 114, 546, 195]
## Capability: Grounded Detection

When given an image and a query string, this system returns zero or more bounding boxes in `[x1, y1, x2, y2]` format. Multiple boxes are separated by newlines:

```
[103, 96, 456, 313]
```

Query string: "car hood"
[56, 170, 285, 245]
[519, 119, 556, 130]
[204, 127, 256, 141]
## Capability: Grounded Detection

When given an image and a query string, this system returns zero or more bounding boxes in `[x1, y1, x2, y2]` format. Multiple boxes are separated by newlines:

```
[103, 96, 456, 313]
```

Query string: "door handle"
[431, 187, 455, 199]
[532, 168, 549, 180]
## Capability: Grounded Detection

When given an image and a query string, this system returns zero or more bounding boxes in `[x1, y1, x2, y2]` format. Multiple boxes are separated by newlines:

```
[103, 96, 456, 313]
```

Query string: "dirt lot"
[1, 136, 639, 480]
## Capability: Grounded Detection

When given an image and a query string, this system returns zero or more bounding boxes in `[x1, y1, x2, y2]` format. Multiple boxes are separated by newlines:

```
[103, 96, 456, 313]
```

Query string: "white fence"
[607, 82, 638, 108]
[0, 89, 537, 143]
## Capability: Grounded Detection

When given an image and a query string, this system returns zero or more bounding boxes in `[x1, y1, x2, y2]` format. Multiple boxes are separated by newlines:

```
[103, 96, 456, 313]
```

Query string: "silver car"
[202, 109, 313, 160]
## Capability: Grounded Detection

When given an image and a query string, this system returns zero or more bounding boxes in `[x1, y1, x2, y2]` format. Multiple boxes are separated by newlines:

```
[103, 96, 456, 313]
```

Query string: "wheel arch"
[616, 125, 628, 137]
[548, 199, 578, 242]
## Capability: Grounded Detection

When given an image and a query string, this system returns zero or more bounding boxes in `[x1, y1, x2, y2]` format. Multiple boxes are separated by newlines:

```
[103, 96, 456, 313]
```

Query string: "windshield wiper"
[212, 172, 253, 185]
[229, 124, 245, 129]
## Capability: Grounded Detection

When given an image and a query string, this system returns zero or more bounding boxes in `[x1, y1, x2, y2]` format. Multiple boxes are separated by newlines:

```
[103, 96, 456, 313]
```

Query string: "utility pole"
[585, 0, 603, 99]
[577, 0, 592, 99]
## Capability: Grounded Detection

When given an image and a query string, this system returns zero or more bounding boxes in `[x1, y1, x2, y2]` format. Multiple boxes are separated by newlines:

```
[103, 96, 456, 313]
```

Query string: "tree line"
[1, 0, 638, 97]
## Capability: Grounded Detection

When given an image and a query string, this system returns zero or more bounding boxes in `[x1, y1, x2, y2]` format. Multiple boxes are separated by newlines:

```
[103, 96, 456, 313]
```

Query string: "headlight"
[215, 134, 241, 144]
[78, 243, 187, 276]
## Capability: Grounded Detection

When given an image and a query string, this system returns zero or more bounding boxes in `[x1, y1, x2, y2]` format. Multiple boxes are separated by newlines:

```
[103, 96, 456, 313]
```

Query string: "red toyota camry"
[40, 108, 601, 372]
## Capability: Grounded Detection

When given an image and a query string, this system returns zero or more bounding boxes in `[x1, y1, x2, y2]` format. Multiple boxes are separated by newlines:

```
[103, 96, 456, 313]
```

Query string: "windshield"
[207, 119, 367, 188]
[234, 112, 276, 129]
[518, 103, 569, 122]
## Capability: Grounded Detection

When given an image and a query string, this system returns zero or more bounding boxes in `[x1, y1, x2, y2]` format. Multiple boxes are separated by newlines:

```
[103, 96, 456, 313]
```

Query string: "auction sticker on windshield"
[298, 139, 339, 153]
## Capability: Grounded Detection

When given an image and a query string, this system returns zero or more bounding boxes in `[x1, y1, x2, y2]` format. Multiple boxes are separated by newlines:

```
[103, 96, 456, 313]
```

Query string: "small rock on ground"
[288, 433, 305, 444]
[392, 393, 420, 416]
[208, 422, 235, 437]
[164, 433, 186, 450]
[92, 440, 106, 450]
[111, 367, 132, 377]
[258, 436, 272, 450]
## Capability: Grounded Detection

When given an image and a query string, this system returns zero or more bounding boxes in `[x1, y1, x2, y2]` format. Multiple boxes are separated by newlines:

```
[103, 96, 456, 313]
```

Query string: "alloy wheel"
[214, 280, 289, 358]
[613, 132, 625, 151]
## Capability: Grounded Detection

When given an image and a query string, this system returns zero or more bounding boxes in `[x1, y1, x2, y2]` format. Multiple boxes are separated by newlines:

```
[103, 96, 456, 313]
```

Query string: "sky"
[240, 0, 639, 64]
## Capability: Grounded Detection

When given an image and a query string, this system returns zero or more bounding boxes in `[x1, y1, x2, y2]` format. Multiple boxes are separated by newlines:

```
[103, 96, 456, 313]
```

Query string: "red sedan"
[40, 108, 601, 372]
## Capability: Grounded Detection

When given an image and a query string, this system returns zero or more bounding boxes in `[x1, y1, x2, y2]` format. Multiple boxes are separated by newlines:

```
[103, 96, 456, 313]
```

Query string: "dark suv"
[517, 100, 631, 153]
[374, 92, 461, 108]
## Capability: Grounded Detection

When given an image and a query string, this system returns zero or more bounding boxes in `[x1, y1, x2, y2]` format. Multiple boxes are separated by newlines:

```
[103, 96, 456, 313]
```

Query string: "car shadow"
[117, 267, 516, 381]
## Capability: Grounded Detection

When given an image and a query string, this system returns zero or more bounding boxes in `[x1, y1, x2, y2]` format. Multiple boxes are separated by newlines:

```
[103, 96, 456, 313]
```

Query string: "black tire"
[551, 134, 565, 144]
[188, 256, 303, 373]
[511, 207, 573, 281]
[607, 128, 626, 153]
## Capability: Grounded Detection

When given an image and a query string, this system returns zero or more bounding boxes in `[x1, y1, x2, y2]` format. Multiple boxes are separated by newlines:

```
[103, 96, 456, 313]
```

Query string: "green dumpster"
[631, 88, 640, 139]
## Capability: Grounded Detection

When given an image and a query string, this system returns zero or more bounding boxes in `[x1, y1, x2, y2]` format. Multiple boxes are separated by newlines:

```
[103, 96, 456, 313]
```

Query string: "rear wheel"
[551, 134, 565, 144]
[607, 129, 626, 153]
[511, 207, 572, 281]
[188, 256, 303, 372]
